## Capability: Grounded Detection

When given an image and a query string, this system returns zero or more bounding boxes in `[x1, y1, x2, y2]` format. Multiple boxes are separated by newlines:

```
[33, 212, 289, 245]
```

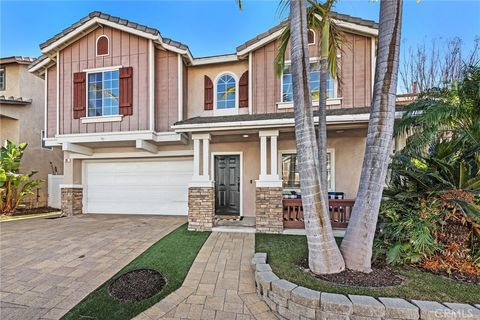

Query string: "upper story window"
[308, 29, 315, 45]
[215, 73, 237, 111]
[0, 67, 5, 91]
[88, 69, 119, 117]
[282, 61, 335, 103]
[96, 35, 109, 56]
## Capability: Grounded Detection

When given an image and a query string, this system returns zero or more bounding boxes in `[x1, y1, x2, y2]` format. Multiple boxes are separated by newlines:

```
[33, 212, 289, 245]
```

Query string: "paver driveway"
[0, 214, 185, 320]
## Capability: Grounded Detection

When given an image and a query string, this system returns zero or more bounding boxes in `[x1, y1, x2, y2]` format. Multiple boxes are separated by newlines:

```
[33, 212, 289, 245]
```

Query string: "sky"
[0, 0, 479, 59]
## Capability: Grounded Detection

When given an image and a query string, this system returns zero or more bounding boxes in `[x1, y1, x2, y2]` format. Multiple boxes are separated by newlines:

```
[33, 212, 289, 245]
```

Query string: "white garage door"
[84, 159, 193, 215]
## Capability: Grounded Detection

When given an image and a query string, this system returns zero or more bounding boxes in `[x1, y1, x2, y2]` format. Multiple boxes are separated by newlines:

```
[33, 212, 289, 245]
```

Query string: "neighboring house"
[29, 11, 392, 232]
[0, 56, 64, 208]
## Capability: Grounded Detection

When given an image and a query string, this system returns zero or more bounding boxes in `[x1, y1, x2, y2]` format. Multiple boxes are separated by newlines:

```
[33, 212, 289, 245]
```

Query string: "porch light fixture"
[243, 134, 249, 138]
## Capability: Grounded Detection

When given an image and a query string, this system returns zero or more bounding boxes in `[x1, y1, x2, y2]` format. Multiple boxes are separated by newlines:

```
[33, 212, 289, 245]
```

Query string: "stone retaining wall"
[252, 252, 480, 320]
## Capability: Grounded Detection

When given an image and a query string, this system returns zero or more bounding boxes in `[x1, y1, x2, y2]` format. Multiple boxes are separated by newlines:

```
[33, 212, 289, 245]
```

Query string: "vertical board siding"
[251, 30, 373, 114]
[47, 66, 57, 137]
[154, 49, 178, 132]
[55, 26, 149, 135]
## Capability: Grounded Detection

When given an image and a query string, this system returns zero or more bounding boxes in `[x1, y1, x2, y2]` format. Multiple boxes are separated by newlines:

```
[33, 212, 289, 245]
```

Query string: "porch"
[184, 125, 363, 233]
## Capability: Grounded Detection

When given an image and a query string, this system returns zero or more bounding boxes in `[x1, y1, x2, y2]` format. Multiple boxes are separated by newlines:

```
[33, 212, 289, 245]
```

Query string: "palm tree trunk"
[340, 0, 403, 272]
[317, 18, 330, 203]
[290, 0, 345, 274]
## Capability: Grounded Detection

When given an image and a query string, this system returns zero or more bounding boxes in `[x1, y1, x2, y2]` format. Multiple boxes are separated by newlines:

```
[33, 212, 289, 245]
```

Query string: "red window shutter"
[239, 71, 248, 108]
[204, 75, 213, 110]
[73, 72, 86, 119]
[119, 67, 133, 116]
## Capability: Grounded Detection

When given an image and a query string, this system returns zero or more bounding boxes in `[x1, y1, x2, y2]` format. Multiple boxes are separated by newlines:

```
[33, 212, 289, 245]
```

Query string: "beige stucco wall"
[0, 117, 19, 143]
[186, 61, 249, 119]
[277, 130, 366, 199]
[0, 63, 64, 207]
[0, 64, 21, 97]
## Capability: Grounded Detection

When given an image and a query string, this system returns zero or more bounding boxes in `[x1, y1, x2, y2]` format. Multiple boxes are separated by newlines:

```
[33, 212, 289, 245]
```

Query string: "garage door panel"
[84, 159, 192, 215]
[87, 173, 192, 187]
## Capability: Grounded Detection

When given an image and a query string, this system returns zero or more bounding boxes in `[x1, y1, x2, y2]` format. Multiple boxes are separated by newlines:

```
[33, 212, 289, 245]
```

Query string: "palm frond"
[274, 24, 291, 76]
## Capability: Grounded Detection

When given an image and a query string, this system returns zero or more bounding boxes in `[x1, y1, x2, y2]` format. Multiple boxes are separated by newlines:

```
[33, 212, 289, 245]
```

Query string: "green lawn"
[62, 224, 210, 320]
[256, 233, 480, 304]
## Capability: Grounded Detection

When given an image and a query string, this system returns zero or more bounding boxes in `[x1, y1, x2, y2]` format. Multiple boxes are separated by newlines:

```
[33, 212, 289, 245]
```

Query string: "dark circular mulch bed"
[299, 259, 403, 288]
[108, 269, 165, 303]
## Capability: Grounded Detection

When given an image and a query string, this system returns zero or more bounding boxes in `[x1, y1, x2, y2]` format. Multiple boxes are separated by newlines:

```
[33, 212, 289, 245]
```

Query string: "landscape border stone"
[251, 252, 480, 320]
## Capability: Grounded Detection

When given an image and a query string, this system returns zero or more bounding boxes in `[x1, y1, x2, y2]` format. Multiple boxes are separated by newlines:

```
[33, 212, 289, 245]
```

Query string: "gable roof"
[236, 11, 378, 56]
[29, 10, 378, 75]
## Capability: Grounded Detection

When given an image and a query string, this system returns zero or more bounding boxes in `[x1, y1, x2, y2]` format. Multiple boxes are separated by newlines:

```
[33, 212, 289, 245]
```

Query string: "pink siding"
[55, 26, 150, 135]
[154, 49, 178, 132]
[252, 30, 373, 114]
[47, 66, 56, 137]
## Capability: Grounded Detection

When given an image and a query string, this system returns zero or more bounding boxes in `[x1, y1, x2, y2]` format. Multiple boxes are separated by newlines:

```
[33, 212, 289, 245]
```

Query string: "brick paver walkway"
[0, 214, 185, 320]
[135, 232, 277, 320]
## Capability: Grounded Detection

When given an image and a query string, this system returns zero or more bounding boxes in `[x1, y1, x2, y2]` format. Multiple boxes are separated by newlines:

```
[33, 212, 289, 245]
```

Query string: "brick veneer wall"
[256, 187, 283, 234]
[252, 253, 480, 320]
[61, 187, 83, 216]
[188, 187, 214, 231]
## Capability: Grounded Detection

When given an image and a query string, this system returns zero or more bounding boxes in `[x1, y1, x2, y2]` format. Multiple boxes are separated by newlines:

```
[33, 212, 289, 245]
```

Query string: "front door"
[214, 155, 240, 215]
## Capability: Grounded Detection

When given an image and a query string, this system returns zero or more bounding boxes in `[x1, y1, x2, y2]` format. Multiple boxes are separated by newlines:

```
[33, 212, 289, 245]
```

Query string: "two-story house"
[29, 11, 380, 232]
[1, 56, 64, 208]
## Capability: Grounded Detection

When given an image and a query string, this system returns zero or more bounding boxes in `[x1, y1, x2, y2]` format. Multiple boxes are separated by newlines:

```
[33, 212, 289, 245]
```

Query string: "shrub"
[0, 140, 43, 214]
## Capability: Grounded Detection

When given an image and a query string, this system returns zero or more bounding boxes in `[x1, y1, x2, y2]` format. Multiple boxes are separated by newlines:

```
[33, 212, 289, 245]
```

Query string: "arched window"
[96, 35, 109, 56]
[216, 74, 236, 110]
[307, 29, 315, 45]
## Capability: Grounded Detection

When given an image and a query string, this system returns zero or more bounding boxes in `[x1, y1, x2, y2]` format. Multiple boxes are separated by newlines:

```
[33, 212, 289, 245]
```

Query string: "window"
[282, 61, 335, 102]
[96, 35, 109, 56]
[0, 68, 5, 91]
[282, 151, 334, 191]
[216, 74, 236, 109]
[87, 70, 119, 117]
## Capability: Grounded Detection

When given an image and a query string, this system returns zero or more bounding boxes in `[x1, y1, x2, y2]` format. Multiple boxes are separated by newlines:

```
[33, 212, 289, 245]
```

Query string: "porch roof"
[173, 106, 404, 132]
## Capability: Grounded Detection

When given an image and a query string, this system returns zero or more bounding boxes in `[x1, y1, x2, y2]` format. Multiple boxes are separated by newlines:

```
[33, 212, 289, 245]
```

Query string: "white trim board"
[210, 151, 244, 217]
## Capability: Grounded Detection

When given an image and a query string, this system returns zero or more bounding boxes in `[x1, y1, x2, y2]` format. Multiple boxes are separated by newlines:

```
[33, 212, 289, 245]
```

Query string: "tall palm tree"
[340, 0, 404, 273]
[289, 0, 345, 274]
[274, 0, 343, 201]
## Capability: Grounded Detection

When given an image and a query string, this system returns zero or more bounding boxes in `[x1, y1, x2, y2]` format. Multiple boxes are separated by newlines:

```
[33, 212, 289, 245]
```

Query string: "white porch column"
[193, 138, 200, 179]
[202, 136, 210, 179]
[256, 130, 282, 187]
[270, 135, 278, 180]
[260, 135, 267, 179]
[190, 133, 213, 187]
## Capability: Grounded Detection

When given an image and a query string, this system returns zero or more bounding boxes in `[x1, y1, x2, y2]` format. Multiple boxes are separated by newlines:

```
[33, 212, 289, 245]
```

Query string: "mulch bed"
[11, 206, 59, 215]
[299, 259, 403, 288]
[108, 269, 166, 303]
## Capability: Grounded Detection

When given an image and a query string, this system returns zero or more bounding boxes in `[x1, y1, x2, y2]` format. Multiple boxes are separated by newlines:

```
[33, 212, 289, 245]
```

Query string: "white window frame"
[278, 148, 335, 192]
[278, 58, 341, 109]
[96, 35, 110, 57]
[213, 72, 239, 116]
[0, 67, 5, 91]
[83, 66, 123, 123]
[308, 29, 316, 45]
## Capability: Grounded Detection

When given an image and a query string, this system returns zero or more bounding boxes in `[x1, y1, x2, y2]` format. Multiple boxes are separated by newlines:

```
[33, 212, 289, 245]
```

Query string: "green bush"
[375, 66, 480, 270]
[0, 140, 43, 214]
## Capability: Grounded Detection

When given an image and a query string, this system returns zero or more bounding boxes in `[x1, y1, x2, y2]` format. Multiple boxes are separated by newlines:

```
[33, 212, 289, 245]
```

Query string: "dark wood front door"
[214, 155, 240, 215]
